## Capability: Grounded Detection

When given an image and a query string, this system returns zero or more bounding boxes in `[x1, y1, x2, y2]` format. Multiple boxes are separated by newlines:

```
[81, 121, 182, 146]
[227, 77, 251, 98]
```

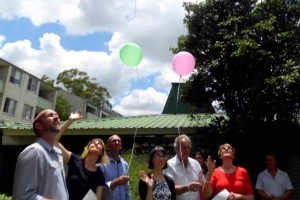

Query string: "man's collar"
[175, 155, 189, 166]
[36, 138, 62, 154]
[109, 155, 121, 162]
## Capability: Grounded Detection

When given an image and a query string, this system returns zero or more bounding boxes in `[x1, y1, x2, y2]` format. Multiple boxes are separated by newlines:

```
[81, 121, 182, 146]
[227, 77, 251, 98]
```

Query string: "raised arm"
[202, 155, 216, 199]
[55, 110, 83, 163]
[139, 171, 154, 200]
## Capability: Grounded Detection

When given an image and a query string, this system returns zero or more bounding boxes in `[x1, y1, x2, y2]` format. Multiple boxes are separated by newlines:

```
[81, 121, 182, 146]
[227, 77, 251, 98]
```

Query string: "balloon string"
[128, 0, 137, 21]
[127, 66, 140, 174]
[176, 76, 190, 191]
[179, 139, 191, 192]
[133, 0, 137, 19]
[175, 77, 182, 134]
[127, 127, 138, 174]
[136, 66, 140, 115]
[176, 77, 181, 116]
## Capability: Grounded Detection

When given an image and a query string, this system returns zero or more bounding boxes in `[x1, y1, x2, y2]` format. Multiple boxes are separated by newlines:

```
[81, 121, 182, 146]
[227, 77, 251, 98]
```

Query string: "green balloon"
[119, 43, 143, 67]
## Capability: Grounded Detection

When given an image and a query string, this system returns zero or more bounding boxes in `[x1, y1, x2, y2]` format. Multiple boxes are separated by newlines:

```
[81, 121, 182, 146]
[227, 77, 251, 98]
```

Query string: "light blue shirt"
[101, 156, 131, 200]
[12, 138, 68, 200]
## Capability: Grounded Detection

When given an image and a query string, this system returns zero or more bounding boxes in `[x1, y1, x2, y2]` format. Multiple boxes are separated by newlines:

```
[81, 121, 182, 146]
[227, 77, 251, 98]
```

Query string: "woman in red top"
[202, 143, 254, 200]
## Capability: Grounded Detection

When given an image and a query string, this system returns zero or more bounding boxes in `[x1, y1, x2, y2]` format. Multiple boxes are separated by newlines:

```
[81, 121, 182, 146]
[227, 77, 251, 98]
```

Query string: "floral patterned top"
[153, 179, 171, 200]
[139, 173, 176, 200]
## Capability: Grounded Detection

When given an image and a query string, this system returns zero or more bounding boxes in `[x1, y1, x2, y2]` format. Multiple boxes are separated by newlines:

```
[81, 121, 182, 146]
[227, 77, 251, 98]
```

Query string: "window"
[101, 113, 108, 118]
[3, 98, 17, 114]
[22, 104, 33, 120]
[9, 69, 21, 85]
[27, 77, 37, 93]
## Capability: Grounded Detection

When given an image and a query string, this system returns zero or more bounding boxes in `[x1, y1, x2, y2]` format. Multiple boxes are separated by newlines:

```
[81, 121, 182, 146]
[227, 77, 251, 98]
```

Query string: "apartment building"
[0, 57, 121, 125]
[0, 58, 58, 124]
[57, 89, 122, 119]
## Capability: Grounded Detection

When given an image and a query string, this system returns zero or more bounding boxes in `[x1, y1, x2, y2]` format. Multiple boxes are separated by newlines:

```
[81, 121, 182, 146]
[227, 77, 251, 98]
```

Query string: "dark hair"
[194, 151, 207, 159]
[147, 146, 168, 169]
[264, 150, 279, 160]
[33, 114, 45, 136]
[32, 119, 41, 135]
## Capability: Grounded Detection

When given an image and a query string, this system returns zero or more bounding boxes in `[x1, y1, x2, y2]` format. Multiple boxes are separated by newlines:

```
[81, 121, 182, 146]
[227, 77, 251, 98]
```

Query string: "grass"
[123, 151, 150, 200]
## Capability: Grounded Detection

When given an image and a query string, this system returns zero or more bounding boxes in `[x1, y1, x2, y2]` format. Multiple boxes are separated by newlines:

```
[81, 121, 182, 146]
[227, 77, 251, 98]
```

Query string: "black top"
[66, 153, 105, 200]
[138, 172, 176, 200]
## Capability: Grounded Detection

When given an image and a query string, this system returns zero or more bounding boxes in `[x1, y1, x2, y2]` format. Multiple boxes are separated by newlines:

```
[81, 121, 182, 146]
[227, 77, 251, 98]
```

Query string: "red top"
[211, 166, 253, 195]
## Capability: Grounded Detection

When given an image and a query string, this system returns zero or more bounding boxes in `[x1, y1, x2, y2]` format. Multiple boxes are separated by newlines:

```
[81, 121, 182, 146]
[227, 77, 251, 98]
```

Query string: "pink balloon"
[172, 51, 196, 76]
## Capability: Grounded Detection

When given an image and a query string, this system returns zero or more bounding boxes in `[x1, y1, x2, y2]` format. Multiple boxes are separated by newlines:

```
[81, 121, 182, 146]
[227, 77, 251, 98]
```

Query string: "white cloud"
[0, 0, 199, 116]
[0, 35, 5, 47]
[0, 0, 81, 25]
[113, 87, 168, 116]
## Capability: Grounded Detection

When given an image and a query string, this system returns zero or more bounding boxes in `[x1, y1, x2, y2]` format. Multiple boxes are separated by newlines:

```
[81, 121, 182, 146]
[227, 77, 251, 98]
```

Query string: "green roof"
[162, 83, 193, 114]
[162, 83, 215, 114]
[1, 113, 222, 136]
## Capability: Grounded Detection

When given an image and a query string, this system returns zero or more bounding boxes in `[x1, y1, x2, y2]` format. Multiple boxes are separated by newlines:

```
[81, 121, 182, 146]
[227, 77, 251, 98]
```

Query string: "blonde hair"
[81, 138, 109, 164]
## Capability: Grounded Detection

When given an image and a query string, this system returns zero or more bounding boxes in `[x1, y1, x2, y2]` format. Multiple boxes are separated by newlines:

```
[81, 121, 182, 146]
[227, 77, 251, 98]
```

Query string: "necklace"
[221, 166, 235, 175]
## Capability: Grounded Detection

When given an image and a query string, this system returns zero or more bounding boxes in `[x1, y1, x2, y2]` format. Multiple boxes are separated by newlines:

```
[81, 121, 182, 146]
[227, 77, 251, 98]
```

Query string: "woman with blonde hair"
[202, 143, 254, 200]
[55, 111, 108, 200]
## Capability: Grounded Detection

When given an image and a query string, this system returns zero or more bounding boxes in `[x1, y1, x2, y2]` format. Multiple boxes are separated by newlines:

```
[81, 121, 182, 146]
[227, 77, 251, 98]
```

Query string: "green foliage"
[122, 150, 149, 200]
[55, 94, 72, 121]
[0, 194, 12, 200]
[176, 0, 300, 132]
[41, 75, 55, 86]
[56, 68, 112, 108]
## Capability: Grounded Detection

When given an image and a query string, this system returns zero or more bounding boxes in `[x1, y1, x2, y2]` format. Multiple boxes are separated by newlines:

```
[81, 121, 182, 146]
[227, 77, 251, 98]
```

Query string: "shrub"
[0, 193, 12, 200]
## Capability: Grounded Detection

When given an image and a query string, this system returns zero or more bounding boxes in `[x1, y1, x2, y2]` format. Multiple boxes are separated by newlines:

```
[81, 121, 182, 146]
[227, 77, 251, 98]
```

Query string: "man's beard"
[45, 124, 60, 135]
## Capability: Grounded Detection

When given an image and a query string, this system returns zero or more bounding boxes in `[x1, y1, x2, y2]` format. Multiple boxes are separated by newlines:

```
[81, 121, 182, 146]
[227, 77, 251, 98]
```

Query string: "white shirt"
[164, 155, 205, 200]
[255, 168, 293, 197]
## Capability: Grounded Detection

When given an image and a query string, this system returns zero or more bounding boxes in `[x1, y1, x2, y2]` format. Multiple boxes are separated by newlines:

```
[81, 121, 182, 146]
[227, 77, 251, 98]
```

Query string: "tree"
[55, 94, 72, 121]
[41, 75, 55, 86]
[56, 68, 112, 108]
[174, 0, 300, 132]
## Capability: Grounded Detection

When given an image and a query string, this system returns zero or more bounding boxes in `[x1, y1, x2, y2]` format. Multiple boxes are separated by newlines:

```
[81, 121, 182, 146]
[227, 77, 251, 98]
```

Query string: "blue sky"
[0, 0, 197, 116]
[1, 18, 112, 51]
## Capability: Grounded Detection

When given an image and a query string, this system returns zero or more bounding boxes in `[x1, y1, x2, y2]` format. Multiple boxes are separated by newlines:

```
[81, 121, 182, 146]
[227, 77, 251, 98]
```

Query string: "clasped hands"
[188, 182, 201, 192]
[117, 175, 130, 185]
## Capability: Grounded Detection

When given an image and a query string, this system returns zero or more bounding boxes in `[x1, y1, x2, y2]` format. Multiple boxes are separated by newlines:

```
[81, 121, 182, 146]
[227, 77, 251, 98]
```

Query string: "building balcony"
[86, 112, 100, 120]
[0, 79, 4, 93]
[37, 96, 54, 110]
